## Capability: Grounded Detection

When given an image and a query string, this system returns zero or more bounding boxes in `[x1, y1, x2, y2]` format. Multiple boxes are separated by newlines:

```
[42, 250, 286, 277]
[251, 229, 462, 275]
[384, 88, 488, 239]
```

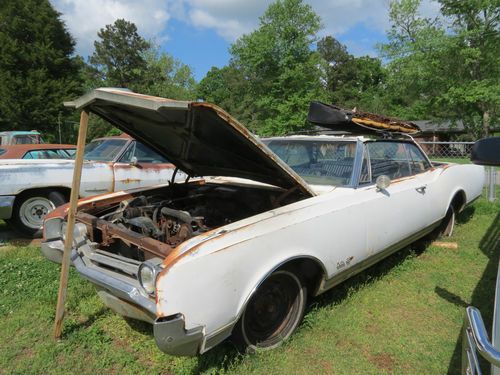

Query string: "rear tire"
[440, 206, 455, 237]
[11, 191, 66, 237]
[232, 269, 307, 352]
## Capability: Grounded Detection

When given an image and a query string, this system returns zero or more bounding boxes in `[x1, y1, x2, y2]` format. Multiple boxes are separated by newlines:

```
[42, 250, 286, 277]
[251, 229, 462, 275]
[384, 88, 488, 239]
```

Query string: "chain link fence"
[417, 141, 497, 202]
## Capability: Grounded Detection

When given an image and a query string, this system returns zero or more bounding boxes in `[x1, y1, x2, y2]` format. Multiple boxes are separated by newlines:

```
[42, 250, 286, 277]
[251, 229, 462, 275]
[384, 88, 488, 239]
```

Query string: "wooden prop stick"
[53, 110, 89, 339]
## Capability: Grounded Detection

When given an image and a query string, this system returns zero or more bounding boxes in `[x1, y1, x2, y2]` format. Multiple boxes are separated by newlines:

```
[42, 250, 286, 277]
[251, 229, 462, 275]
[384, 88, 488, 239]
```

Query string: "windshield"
[266, 139, 357, 186]
[84, 139, 128, 161]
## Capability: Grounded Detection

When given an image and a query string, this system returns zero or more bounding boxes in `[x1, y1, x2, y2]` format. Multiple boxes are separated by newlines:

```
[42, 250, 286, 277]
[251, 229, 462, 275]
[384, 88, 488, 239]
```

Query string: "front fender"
[155, 240, 326, 350]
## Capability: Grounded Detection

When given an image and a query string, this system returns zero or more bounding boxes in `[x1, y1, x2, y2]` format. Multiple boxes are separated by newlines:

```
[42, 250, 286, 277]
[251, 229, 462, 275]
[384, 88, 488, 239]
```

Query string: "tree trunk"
[483, 110, 490, 137]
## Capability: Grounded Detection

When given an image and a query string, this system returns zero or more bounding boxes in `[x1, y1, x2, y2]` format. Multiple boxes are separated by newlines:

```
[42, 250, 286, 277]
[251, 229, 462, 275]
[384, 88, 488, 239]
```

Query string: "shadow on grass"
[313, 242, 425, 310]
[124, 318, 153, 336]
[456, 205, 476, 225]
[62, 307, 110, 338]
[445, 212, 500, 374]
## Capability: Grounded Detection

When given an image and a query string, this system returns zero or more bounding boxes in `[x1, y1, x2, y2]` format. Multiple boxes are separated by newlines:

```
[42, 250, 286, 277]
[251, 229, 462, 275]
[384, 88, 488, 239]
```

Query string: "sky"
[50, 0, 441, 81]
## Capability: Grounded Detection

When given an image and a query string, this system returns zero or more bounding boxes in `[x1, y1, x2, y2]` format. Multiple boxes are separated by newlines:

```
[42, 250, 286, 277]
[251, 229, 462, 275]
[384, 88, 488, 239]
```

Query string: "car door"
[360, 141, 439, 256]
[113, 141, 184, 191]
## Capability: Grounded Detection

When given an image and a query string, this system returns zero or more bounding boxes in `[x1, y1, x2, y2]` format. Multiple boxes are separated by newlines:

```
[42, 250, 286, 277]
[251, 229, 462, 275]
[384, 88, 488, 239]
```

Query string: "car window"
[65, 149, 76, 157]
[407, 143, 431, 174]
[119, 141, 168, 164]
[365, 141, 411, 181]
[13, 135, 39, 144]
[266, 140, 357, 186]
[84, 139, 128, 161]
[0, 148, 6, 156]
[22, 149, 69, 159]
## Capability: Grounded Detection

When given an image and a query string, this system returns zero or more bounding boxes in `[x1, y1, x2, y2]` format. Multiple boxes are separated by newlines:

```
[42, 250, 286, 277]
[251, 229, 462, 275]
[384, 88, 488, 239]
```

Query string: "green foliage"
[89, 19, 150, 89]
[0, 0, 82, 135]
[84, 21, 197, 139]
[228, 0, 324, 135]
[139, 43, 196, 100]
[318, 36, 386, 112]
[379, 0, 500, 135]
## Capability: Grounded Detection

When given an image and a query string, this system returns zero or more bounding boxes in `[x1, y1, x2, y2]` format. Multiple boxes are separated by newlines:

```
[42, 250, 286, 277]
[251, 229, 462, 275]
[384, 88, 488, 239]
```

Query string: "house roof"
[414, 119, 500, 134]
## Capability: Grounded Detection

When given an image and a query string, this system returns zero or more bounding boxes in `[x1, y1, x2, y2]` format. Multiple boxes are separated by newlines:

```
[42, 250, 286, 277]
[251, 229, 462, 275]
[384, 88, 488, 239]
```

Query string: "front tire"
[233, 269, 307, 352]
[12, 191, 66, 237]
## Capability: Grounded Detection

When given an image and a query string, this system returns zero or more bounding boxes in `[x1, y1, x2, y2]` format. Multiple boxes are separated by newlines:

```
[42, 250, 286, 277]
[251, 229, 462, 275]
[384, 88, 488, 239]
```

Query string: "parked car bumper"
[40, 239, 65, 263]
[154, 315, 204, 356]
[0, 195, 15, 219]
[42, 238, 204, 356]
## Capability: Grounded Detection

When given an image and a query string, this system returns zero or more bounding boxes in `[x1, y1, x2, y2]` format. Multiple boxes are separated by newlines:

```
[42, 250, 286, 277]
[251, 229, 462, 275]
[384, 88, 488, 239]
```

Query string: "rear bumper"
[0, 196, 15, 220]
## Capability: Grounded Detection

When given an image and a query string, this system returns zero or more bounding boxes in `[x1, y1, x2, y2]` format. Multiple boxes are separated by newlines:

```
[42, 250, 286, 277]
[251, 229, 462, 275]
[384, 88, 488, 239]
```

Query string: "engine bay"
[86, 182, 303, 260]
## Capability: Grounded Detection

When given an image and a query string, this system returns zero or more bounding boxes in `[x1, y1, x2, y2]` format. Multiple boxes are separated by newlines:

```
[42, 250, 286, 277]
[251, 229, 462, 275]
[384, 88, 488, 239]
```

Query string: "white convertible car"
[41, 89, 484, 356]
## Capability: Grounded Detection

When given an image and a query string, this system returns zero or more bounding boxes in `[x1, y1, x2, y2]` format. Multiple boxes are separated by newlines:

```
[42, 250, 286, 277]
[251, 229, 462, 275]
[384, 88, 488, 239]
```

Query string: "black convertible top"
[307, 101, 421, 135]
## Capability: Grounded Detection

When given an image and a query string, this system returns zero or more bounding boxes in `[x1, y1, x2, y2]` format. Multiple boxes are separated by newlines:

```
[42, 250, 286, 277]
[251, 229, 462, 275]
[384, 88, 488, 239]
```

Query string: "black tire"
[11, 190, 66, 237]
[232, 269, 307, 352]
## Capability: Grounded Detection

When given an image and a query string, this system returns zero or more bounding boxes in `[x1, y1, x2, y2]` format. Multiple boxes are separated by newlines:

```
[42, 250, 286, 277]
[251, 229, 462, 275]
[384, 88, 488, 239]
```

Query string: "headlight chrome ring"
[138, 262, 161, 296]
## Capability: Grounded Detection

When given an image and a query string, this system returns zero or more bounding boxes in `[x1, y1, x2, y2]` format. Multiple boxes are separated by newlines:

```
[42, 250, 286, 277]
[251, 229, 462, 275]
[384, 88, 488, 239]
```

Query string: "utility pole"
[58, 112, 62, 144]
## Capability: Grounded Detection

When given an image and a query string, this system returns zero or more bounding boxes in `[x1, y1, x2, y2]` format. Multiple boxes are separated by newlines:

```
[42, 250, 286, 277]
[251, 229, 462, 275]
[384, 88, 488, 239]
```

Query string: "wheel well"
[450, 190, 466, 213]
[15, 187, 71, 204]
[277, 257, 325, 297]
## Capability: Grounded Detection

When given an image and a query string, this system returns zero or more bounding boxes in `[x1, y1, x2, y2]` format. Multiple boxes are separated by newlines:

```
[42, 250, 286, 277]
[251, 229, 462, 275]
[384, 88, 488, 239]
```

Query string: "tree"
[89, 19, 150, 89]
[85, 21, 197, 139]
[229, 0, 324, 135]
[140, 44, 196, 100]
[380, 0, 499, 136]
[318, 36, 386, 112]
[439, 0, 500, 136]
[0, 0, 82, 136]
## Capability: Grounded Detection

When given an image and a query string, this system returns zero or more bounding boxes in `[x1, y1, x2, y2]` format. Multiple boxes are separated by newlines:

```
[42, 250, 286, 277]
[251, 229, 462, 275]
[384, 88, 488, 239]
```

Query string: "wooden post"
[53, 110, 89, 339]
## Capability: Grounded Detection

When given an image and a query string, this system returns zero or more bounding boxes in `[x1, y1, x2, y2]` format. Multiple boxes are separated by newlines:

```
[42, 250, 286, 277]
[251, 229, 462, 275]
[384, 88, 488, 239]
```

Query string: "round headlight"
[139, 263, 157, 295]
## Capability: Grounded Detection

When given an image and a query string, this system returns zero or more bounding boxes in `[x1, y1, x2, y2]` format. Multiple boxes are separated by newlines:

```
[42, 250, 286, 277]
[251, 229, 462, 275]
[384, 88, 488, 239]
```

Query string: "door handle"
[415, 185, 427, 194]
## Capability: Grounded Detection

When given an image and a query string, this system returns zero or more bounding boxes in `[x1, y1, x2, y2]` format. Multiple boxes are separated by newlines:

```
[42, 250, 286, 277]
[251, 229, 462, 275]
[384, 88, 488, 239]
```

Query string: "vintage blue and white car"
[41, 89, 485, 356]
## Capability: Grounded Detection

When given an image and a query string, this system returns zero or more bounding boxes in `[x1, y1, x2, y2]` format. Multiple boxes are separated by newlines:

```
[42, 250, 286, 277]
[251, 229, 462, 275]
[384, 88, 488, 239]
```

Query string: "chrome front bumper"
[41, 238, 204, 356]
[0, 195, 15, 220]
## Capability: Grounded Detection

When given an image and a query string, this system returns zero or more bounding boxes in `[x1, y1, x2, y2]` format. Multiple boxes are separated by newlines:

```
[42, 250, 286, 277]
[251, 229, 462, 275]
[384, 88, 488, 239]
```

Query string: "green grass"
[0, 195, 499, 374]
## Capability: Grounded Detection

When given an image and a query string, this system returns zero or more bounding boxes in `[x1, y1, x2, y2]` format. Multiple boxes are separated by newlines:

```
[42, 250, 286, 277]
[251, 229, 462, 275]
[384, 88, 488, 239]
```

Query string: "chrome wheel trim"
[18, 197, 55, 230]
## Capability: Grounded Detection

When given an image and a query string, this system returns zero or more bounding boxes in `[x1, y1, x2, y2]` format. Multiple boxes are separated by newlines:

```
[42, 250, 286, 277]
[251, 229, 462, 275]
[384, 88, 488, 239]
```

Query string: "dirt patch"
[14, 346, 36, 362]
[367, 352, 396, 373]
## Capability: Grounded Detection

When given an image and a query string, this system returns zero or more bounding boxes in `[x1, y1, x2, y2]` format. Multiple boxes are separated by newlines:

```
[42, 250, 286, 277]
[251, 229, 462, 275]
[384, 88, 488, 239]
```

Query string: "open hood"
[66, 88, 314, 197]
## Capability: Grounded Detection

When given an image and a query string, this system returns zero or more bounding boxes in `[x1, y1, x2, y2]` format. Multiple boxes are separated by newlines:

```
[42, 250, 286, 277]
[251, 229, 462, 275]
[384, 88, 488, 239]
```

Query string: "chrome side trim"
[202, 321, 235, 353]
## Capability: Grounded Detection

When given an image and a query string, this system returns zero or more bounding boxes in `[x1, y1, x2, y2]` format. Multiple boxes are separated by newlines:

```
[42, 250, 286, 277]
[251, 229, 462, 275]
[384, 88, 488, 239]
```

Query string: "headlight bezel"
[138, 261, 162, 296]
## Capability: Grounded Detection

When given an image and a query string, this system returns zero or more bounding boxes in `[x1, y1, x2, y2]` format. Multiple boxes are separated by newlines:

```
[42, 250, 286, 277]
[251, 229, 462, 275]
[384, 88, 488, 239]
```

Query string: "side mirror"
[471, 137, 500, 166]
[130, 156, 139, 167]
[376, 175, 391, 191]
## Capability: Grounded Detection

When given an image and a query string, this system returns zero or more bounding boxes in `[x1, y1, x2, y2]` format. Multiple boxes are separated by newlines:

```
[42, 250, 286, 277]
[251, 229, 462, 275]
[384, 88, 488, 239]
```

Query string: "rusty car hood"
[65, 88, 315, 197]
